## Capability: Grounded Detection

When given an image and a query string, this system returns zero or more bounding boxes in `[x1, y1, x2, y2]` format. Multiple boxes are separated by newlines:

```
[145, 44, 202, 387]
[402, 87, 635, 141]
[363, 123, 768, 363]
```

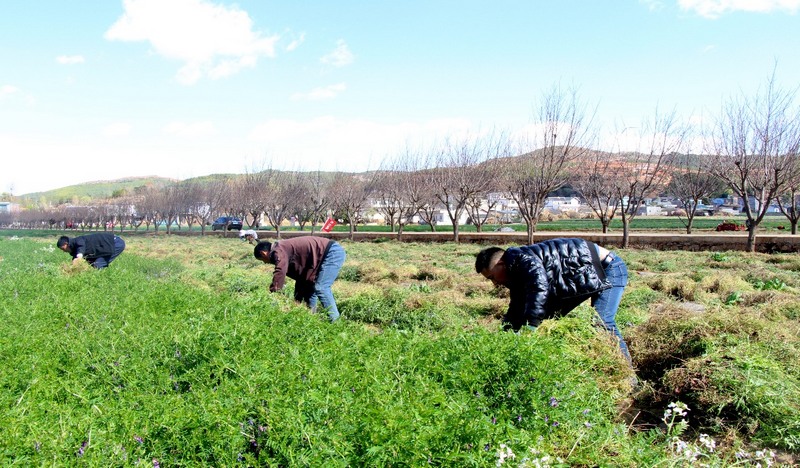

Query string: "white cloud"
[678, 0, 800, 18]
[701, 44, 717, 53]
[163, 121, 216, 138]
[291, 83, 346, 101]
[103, 122, 132, 138]
[0, 85, 19, 99]
[286, 32, 305, 51]
[640, 0, 665, 12]
[320, 39, 354, 67]
[56, 55, 85, 65]
[105, 0, 278, 85]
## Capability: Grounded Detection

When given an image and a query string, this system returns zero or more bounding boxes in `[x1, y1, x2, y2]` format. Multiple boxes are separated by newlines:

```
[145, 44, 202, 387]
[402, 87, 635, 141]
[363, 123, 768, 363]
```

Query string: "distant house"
[636, 205, 663, 216]
[0, 201, 20, 213]
[745, 196, 782, 214]
[544, 196, 581, 213]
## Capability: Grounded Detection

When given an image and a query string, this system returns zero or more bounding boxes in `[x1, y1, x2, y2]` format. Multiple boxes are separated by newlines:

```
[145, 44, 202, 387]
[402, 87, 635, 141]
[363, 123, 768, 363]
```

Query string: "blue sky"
[1, 0, 799, 195]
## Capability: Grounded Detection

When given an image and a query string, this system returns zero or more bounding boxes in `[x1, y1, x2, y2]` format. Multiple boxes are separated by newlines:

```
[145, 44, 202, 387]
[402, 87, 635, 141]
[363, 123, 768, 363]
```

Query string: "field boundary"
[197, 230, 800, 253]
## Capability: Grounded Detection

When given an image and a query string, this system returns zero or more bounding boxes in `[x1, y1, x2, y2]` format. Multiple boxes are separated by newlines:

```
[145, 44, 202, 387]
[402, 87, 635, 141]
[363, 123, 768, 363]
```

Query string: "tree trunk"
[622, 219, 631, 249]
[746, 227, 757, 252]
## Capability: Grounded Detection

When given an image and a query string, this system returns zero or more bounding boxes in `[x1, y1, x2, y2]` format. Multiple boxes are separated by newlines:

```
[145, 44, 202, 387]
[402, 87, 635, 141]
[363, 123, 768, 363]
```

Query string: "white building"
[544, 196, 582, 213]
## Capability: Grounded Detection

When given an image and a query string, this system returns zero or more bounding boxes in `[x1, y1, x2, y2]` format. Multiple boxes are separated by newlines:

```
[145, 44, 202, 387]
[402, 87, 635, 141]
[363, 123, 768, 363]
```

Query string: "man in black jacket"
[476, 238, 631, 362]
[57, 232, 126, 269]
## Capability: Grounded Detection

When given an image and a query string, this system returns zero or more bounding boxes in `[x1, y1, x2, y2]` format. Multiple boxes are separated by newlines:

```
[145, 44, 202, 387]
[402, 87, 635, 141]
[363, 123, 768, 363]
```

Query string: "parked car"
[211, 216, 243, 231]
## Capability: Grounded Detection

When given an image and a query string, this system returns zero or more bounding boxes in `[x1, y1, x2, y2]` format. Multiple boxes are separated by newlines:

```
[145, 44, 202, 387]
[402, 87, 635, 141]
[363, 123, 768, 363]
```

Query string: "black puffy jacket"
[501, 238, 611, 330]
[68, 233, 115, 260]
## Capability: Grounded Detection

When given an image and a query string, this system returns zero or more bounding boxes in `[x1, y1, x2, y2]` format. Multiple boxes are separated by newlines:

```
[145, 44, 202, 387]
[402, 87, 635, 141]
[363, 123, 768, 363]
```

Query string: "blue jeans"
[308, 242, 346, 322]
[92, 236, 125, 269]
[591, 253, 632, 363]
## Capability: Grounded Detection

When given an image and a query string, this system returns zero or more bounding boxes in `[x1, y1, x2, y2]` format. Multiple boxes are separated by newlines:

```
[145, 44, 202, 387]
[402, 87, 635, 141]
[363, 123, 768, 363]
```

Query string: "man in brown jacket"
[254, 236, 346, 322]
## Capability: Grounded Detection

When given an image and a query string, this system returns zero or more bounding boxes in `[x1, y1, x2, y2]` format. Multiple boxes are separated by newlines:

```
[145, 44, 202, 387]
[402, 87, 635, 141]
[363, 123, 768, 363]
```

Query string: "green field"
[1, 231, 798, 466]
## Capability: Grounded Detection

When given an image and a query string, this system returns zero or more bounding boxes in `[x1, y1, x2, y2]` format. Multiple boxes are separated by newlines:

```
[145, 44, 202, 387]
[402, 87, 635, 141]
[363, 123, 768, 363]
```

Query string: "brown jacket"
[269, 236, 332, 292]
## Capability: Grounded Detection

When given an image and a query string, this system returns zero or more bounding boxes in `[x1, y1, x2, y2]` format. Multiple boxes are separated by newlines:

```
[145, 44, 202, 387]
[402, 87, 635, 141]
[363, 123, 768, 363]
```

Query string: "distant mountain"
[19, 176, 176, 203]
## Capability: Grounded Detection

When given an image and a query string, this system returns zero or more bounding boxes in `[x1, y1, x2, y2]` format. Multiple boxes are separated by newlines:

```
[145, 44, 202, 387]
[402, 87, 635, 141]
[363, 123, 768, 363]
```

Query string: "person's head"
[57, 236, 70, 253]
[253, 241, 273, 263]
[475, 246, 508, 287]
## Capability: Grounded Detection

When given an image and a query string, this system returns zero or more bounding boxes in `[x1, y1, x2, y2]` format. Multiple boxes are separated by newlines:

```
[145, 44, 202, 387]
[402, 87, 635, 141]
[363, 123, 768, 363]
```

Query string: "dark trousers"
[92, 236, 126, 269]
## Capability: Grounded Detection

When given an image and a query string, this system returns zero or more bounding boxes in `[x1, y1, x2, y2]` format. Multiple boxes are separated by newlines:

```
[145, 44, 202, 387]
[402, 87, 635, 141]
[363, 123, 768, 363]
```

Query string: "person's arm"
[269, 252, 287, 292]
[293, 280, 311, 302]
[505, 257, 550, 329]
[72, 238, 86, 264]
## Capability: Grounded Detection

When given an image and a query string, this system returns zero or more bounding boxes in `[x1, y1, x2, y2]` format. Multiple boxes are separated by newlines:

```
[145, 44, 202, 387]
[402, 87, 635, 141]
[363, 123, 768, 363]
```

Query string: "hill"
[19, 176, 176, 203]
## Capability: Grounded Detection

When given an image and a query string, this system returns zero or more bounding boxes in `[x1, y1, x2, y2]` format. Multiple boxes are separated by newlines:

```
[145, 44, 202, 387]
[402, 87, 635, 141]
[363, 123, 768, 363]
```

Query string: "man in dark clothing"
[475, 238, 631, 362]
[254, 236, 346, 322]
[57, 233, 126, 269]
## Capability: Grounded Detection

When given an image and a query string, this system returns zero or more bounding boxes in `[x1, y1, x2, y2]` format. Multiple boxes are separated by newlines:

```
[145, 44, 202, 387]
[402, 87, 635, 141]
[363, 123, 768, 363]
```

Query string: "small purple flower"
[248, 418, 255, 426]
[484, 444, 490, 451]
[582, 409, 590, 416]
[544, 416, 549, 423]
[77, 440, 88, 457]
[175, 349, 182, 358]
[238, 453, 245, 462]
[517, 415, 522, 422]
[258, 425, 267, 432]
[250, 439, 258, 449]
[491, 416, 497, 424]
[34, 441, 41, 452]
[350, 387, 355, 393]
[584, 422, 593, 428]
[552, 421, 560, 427]
[134, 435, 143, 444]
[153, 458, 160, 468]
[549, 397, 559, 407]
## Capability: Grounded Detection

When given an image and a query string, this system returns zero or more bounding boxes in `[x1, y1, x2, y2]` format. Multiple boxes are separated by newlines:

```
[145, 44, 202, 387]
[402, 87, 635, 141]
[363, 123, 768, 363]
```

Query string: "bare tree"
[507, 84, 596, 244]
[328, 172, 368, 240]
[464, 159, 504, 232]
[571, 149, 621, 233]
[133, 186, 159, 231]
[295, 170, 330, 233]
[707, 69, 800, 251]
[239, 166, 277, 229]
[614, 109, 688, 248]
[186, 178, 229, 235]
[369, 166, 403, 232]
[431, 131, 508, 242]
[776, 155, 800, 234]
[264, 171, 305, 239]
[667, 153, 725, 233]
[159, 183, 189, 234]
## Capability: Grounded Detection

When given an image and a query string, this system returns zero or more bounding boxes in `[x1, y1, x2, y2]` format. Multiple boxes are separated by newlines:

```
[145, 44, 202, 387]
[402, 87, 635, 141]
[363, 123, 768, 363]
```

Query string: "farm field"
[1, 230, 799, 466]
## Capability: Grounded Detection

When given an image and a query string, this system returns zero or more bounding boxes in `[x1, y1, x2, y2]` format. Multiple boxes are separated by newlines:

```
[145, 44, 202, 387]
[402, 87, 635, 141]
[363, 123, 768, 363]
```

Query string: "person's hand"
[72, 257, 82, 265]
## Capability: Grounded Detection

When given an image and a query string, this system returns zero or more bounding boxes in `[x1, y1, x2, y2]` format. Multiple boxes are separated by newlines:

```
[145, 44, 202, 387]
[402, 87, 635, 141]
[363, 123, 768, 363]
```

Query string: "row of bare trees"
[3, 74, 798, 252]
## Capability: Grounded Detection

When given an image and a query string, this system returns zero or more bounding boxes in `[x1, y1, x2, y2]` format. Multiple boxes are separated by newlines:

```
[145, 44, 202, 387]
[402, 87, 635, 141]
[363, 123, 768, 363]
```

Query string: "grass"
[1, 230, 799, 465]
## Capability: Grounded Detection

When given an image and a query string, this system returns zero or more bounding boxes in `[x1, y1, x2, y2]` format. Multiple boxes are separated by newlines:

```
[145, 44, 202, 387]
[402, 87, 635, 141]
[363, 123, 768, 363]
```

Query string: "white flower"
[496, 444, 516, 466]
[698, 433, 716, 452]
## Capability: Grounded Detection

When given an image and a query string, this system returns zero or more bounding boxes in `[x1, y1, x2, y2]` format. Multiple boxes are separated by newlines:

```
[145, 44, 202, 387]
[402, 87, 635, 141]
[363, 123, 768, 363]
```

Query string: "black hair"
[57, 236, 70, 249]
[253, 241, 272, 259]
[475, 246, 505, 273]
